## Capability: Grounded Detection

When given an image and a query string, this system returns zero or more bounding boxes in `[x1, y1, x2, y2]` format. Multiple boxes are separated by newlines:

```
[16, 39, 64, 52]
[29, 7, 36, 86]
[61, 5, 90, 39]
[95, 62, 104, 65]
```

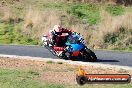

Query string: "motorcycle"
[42, 32, 97, 62]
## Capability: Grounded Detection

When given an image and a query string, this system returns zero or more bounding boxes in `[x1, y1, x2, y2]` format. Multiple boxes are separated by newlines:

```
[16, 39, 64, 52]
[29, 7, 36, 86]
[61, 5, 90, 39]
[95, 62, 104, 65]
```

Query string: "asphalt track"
[0, 45, 132, 67]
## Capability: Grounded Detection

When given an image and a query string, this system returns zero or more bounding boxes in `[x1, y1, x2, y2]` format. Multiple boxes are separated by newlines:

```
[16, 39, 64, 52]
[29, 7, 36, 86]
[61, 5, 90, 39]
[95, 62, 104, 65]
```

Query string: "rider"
[50, 24, 72, 46]
[48, 24, 72, 57]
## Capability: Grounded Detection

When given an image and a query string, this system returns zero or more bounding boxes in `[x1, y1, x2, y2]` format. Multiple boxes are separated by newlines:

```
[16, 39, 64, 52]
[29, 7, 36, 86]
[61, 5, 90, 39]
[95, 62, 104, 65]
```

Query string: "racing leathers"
[50, 28, 72, 46]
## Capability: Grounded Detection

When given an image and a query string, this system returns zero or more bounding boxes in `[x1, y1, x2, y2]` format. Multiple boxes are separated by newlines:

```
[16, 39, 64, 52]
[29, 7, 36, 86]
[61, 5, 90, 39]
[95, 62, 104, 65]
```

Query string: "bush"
[0, 24, 7, 35]
[106, 5, 124, 16]
[104, 33, 118, 44]
[103, 27, 132, 51]
[31, 39, 39, 45]
[68, 4, 100, 25]
[0, 39, 12, 44]
[0, 29, 6, 35]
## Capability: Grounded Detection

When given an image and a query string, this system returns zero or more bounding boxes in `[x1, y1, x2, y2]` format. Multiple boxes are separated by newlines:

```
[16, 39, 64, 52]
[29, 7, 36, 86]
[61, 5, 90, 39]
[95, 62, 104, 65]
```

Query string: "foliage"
[0, 22, 39, 45]
[68, 4, 100, 25]
[104, 27, 132, 51]
[106, 5, 125, 16]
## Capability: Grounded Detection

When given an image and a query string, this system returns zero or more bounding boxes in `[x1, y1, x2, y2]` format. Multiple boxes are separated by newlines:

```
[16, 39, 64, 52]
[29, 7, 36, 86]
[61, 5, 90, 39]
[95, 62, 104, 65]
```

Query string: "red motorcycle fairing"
[71, 51, 80, 56]
[53, 45, 64, 51]
[48, 30, 53, 40]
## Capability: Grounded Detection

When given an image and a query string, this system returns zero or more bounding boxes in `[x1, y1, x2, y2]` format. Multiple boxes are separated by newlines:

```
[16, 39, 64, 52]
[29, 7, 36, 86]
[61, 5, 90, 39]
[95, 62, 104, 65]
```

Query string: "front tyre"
[84, 48, 97, 62]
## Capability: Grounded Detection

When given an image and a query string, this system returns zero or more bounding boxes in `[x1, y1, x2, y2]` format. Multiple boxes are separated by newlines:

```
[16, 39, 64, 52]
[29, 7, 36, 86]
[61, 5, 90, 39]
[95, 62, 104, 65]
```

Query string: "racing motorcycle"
[42, 32, 97, 62]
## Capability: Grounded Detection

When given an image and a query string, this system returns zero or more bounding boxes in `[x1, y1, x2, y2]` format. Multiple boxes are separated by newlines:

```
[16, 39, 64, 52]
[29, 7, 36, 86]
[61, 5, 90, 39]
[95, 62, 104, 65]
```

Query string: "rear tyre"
[84, 48, 97, 62]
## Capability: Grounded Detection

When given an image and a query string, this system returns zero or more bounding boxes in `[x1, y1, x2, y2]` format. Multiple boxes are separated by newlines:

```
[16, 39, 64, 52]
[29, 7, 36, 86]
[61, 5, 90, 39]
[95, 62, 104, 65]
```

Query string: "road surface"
[0, 45, 132, 67]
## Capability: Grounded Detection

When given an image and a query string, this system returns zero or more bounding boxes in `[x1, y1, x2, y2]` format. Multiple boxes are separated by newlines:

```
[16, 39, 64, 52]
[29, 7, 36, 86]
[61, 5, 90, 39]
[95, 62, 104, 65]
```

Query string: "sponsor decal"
[76, 66, 131, 85]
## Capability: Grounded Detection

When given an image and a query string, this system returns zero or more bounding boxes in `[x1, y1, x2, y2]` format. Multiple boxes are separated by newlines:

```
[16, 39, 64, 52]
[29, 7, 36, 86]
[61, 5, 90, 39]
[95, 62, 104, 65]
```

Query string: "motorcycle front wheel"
[84, 48, 97, 62]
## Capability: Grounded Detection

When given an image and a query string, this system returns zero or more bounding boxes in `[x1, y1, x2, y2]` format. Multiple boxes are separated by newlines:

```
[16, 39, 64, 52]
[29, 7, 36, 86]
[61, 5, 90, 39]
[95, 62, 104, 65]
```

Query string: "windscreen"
[67, 35, 79, 44]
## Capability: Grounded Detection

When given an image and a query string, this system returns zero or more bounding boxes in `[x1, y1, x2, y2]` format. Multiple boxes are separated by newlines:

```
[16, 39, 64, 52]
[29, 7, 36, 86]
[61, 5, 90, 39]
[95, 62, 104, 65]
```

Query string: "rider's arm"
[61, 28, 72, 34]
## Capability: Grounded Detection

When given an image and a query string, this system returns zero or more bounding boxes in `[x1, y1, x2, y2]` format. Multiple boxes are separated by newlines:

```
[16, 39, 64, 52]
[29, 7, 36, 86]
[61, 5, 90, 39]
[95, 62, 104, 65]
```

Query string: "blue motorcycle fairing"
[65, 42, 70, 46]
[71, 44, 84, 52]
[66, 42, 84, 52]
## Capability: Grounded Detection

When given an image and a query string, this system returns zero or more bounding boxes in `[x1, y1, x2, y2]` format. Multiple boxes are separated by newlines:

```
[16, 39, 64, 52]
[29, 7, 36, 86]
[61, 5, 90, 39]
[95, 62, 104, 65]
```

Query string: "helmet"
[53, 25, 61, 33]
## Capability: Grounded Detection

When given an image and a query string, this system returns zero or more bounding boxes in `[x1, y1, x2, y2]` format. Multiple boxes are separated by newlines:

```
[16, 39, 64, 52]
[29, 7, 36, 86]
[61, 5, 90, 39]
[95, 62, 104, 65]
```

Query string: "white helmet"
[53, 25, 61, 33]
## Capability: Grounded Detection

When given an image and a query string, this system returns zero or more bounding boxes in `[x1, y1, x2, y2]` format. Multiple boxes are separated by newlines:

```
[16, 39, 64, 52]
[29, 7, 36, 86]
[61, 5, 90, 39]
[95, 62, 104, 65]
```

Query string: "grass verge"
[0, 68, 64, 88]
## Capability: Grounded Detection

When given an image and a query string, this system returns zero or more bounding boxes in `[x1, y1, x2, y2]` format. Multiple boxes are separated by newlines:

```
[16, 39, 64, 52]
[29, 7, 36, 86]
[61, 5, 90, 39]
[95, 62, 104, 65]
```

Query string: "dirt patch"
[40, 71, 76, 85]
[0, 57, 132, 85]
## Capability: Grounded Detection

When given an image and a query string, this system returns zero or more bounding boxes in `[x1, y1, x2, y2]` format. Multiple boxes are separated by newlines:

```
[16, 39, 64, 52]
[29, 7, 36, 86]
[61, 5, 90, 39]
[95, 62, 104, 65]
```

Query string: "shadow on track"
[63, 57, 119, 63]
[97, 59, 119, 62]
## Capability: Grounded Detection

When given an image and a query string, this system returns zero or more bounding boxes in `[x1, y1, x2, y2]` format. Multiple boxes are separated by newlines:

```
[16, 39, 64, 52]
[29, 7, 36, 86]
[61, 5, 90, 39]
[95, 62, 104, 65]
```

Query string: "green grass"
[0, 68, 64, 88]
[46, 60, 55, 64]
[0, 22, 39, 45]
[106, 5, 125, 16]
[68, 4, 100, 25]
[41, 1, 100, 27]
